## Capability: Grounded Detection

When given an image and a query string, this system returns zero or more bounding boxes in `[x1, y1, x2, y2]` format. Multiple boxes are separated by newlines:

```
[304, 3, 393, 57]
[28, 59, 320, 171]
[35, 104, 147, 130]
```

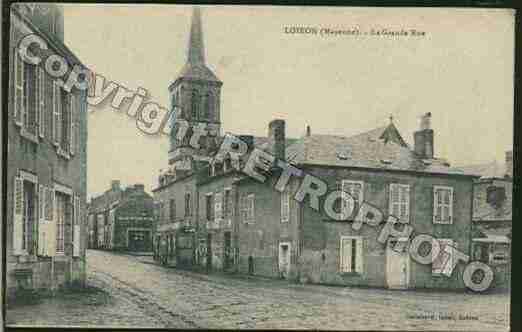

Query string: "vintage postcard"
[3, 3, 513, 331]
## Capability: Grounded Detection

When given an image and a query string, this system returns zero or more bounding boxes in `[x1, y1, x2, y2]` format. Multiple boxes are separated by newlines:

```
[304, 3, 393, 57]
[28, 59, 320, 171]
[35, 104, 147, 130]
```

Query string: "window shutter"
[37, 184, 45, 256]
[355, 238, 363, 273]
[340, 238, 352, 272]
[401, 185, 410, 223]
[389, 184, 398, 217]
[14, 51, 24, 126]
[446, 188, 453, 224]
[73, 195, 80, 257]
[13, 176, 24, 255]
[432, 188, 439, 223]
[38, 67, 45, 138]
[70, 94, 75, 155]
[53, 82, 61, 146]
[215, 192, 222, 222]
[47, 188, 57, 256]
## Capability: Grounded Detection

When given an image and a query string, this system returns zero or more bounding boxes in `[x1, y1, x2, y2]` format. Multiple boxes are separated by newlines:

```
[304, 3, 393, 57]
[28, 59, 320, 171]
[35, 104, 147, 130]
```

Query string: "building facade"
[6, 4, 88, 299]
[460, 151, 512, 289]
[87, 181, 154, 252]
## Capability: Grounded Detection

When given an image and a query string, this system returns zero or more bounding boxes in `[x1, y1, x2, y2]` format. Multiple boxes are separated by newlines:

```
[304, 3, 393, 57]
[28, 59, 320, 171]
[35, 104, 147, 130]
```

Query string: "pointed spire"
[187, 6, 205, 65]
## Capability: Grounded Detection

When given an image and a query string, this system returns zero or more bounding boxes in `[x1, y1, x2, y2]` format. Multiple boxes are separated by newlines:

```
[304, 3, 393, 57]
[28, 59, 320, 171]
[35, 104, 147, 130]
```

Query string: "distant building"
[87, 181, 154, 252]
[6, 4, 88, 300]
[459, 151, 512, 289]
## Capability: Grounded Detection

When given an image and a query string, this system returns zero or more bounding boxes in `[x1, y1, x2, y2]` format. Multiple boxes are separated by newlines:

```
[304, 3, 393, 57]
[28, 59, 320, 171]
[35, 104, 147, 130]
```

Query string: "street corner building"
[87, 181, 154, 252]
[459, 151, 513, 290]
[150, 7, 480, 291]
[6, 4, 88, 300]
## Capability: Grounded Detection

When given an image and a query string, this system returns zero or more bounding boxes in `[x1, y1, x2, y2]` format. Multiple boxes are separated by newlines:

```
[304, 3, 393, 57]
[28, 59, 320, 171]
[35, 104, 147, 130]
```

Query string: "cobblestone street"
[7, 250, 510, 330]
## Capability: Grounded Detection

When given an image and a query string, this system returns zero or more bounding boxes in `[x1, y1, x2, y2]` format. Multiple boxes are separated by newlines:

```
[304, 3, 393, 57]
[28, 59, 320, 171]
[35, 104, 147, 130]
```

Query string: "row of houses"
[87, 180, 154, 252]
[6, 4, 89, 300]
[150, 7, 512, 290]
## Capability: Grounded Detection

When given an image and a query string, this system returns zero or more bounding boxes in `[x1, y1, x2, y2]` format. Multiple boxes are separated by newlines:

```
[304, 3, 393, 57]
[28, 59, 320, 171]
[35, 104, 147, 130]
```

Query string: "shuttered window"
[341, 180, 363, 216]
[389, 184, 410, 223]
[169, 199, 176, 222]
[433, 186, 453, 224]
[241, 194, 255, 224]
[70, 94, 76, 155]
[340, 236, 363, 273]
[224, 189, 231, 219]
[432, 239, 455, 275]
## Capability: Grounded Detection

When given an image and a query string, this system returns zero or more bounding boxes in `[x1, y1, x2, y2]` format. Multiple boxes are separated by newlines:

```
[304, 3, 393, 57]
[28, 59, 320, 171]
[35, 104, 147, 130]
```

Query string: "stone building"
[459, 151, 512, 289]
[6, 4, 88, 299]
[87, 181, 154, 252]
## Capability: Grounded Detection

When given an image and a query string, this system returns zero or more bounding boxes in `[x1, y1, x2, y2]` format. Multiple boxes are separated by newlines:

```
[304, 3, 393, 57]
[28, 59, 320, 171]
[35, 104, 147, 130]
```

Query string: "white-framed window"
[52, 82, 77, 159]
[432, 239, 455, 275]
[12, 172, 38, 256]
[433, 186, 453, 224]
[341, 180, 364, 213]
[13, 48, 40, 142]
[241, 193, 255, 224]
[339, 235, 363, 273]
[281, 190, 290, 223]
[389, 183, 410, 223]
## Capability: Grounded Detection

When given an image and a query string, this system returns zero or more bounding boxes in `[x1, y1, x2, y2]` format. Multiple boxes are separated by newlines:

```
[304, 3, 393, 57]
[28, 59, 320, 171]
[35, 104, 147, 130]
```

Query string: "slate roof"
[284, 124, 471, 176]
[457, 161, 509, 179]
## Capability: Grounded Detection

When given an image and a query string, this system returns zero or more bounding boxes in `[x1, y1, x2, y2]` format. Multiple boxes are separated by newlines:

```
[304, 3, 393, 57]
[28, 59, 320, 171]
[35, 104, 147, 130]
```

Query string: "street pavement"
[6, 249, 510, 330]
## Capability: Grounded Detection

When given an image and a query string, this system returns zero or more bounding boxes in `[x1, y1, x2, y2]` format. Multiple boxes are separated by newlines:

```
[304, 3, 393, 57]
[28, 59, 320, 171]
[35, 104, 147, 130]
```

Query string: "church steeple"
[168, 6, 223, 169]
[187, 7, 205, 65]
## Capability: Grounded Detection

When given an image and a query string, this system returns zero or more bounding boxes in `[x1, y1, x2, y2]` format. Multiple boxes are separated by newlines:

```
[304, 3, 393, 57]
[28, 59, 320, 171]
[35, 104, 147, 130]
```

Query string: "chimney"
[306, 125, 311, 137]
[111, 180, 121, 191]
[505, 150, 513, 178]
[414, 112, 434, 159]
[268, 119, 286, 161]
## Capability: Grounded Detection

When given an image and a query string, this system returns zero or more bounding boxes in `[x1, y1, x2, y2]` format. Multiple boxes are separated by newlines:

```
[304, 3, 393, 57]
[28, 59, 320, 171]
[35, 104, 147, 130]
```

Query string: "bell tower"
[168, 7, 222, 172]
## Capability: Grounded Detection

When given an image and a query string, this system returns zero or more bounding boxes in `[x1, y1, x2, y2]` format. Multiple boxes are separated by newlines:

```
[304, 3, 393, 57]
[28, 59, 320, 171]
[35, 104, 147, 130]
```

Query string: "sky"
[62, 5, 514, 198]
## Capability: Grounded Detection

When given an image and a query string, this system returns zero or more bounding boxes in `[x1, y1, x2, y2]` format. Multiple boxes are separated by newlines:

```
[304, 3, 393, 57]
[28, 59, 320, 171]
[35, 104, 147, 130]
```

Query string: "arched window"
[191, 90, 199, 119]
[202, 94, 213, 120]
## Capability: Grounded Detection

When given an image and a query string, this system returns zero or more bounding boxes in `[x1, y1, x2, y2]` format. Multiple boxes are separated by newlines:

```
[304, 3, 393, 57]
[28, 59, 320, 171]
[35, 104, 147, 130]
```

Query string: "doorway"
[386, 238, 410, 289]
[278, 242, 291, 279]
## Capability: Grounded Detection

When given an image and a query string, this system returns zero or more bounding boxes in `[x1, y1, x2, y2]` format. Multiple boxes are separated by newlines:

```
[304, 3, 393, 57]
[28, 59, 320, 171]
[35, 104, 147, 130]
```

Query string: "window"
[205, 194, 213, 221]
[169, 199, 176, 222]
[389, 184, 410, 223]
[55, 191, 69, 254]
[202, 93, 213, 120]
[52, 82, 77, 158]
[432, 239, 455, 275]
[486, 186, 506, 208]
[341, 180, 364, 216]
[281, 190, 290, 222]
[340, 236, 363, 273]
[241, 193, 255, 223]
[214, 192, 222, 222]
[191, 90, 199, 119]
[224, 189, 231, 219]
[184, 193, 192, 216]
[13, 173, 39, 256]
[433, 186, 453, 224]
[13, 50, 44, 142]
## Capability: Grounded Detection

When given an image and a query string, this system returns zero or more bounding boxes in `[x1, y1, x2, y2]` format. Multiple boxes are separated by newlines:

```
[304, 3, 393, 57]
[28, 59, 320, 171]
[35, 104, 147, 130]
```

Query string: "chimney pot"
[111, 180, 121, 191]
[306, 125, 311, 137]
[268, 119, 286, 161]
[414, 113, 434, 159]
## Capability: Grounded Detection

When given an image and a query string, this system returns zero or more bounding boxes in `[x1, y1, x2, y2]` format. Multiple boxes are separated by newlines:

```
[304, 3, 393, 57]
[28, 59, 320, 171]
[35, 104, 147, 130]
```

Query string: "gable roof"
[285, 124, 472, 176]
